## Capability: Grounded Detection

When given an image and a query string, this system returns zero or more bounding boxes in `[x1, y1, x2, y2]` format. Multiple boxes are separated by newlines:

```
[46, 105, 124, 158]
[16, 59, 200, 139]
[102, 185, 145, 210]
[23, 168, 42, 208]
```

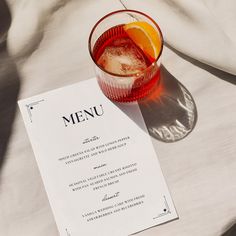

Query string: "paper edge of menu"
[18, 77, 178, 236]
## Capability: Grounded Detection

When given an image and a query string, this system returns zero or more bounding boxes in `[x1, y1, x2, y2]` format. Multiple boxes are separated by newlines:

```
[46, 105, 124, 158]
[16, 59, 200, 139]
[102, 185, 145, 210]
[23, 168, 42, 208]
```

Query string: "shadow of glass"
[0, 0, 20, 171]
[114, 66, 197, 143]
[138, 65, 197, 142]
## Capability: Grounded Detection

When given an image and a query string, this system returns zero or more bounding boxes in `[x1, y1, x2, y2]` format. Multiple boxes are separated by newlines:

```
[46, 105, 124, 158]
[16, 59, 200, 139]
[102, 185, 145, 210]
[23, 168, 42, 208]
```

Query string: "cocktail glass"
[88, 10, 163, 102]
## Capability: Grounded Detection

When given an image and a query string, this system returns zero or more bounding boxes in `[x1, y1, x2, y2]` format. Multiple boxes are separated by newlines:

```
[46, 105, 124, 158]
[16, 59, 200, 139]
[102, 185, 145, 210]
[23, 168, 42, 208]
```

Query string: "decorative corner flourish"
[153, 195, 171, 220]
[25, 99, 45, 123]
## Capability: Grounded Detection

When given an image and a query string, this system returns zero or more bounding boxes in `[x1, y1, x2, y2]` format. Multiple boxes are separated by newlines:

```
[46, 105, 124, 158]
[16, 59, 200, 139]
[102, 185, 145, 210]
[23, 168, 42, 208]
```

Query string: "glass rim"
[88, 9, 164, 78]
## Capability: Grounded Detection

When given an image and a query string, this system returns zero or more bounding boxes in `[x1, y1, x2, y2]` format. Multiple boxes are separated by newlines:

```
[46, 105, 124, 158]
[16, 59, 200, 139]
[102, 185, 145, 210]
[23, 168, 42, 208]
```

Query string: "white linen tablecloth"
[0, 0, 236, 235]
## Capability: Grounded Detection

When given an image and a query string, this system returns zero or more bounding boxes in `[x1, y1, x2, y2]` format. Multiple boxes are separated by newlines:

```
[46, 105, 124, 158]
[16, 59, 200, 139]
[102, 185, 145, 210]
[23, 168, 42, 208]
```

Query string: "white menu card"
[18, 78, 178, 236]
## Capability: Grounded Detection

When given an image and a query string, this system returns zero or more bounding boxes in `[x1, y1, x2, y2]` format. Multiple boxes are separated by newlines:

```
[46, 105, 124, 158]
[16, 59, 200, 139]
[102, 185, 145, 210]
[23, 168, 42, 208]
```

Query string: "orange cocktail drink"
[89, 10, 163, 102]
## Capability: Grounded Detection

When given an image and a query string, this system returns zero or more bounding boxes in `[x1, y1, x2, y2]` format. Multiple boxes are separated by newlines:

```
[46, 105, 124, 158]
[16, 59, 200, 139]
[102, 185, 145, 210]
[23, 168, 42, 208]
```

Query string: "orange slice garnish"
[123, 21, 162, 59]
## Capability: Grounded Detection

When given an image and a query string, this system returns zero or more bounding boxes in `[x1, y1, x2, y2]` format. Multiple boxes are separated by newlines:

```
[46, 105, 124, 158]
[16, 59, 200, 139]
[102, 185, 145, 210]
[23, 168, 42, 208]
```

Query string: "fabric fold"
[120, 0, 236, 75]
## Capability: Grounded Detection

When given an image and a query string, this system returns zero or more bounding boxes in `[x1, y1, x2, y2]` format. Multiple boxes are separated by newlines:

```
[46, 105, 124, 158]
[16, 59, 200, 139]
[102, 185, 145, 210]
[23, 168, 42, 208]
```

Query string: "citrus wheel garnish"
[123, 21, 162, 59]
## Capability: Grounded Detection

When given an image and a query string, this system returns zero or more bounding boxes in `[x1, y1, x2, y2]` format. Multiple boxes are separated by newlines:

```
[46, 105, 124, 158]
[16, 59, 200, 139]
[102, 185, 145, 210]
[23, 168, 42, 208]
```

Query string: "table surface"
[0, 1, 236, 236]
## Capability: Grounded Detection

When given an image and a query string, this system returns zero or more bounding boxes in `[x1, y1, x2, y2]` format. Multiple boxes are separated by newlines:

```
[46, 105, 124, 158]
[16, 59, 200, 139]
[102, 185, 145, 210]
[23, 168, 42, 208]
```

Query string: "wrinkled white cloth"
[120, 0, 236, 75]
[7, 0, 68, 58]
[7, 0, 236, 75]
